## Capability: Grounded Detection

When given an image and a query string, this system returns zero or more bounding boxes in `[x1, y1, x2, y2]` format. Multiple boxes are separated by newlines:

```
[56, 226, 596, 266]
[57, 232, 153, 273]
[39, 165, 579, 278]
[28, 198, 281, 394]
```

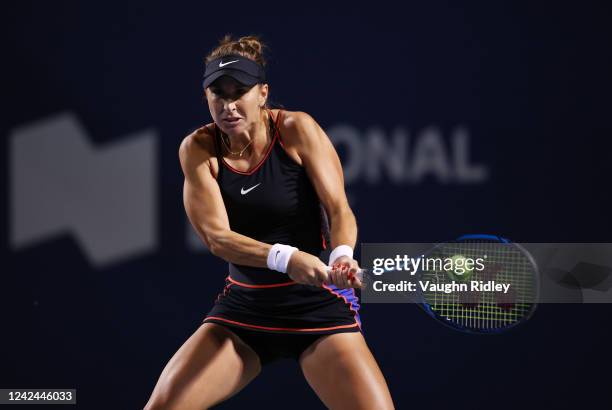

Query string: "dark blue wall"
[2, 2, 612, 409]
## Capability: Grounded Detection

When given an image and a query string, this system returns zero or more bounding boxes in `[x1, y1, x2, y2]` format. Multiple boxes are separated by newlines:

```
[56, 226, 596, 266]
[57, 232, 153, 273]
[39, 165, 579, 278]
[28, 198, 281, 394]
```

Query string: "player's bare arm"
[280, 111, 362, 288]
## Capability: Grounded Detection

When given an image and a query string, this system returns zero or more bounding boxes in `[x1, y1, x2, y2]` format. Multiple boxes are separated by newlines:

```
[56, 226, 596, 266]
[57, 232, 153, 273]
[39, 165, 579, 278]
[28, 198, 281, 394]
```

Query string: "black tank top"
[213, 109, 327, 285]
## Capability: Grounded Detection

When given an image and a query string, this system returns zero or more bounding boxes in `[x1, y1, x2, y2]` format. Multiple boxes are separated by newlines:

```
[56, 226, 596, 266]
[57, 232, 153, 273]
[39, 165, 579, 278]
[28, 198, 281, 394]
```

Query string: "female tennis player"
[144, 35, 394, 410]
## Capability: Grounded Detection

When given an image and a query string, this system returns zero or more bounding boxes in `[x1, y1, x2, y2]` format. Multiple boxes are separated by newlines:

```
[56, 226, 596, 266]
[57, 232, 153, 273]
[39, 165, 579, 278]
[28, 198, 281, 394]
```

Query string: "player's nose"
[222, 99, 238, 112]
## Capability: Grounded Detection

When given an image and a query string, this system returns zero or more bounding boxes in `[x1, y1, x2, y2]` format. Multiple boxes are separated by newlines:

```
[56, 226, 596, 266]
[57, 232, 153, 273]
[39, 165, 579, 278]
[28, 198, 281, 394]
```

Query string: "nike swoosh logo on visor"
[240, 183, 261, 195]
[219, 60, 239, 68]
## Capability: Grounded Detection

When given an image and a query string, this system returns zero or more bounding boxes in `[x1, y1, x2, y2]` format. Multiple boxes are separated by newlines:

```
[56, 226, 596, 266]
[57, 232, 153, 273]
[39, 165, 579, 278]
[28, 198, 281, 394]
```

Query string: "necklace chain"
[221, 133, 253, 157]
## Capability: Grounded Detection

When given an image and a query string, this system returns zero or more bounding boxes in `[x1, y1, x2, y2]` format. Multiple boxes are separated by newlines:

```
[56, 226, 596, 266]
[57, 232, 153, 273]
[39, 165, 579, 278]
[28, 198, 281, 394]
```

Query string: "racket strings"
[422, 240, 537, 331]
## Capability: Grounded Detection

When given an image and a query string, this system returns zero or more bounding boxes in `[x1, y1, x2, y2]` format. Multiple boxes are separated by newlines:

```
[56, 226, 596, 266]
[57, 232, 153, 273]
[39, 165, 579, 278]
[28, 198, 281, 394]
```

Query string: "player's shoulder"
[275, 109, 316, 131]
[179, 123, 216, 162]
[273, 109, 319, 145]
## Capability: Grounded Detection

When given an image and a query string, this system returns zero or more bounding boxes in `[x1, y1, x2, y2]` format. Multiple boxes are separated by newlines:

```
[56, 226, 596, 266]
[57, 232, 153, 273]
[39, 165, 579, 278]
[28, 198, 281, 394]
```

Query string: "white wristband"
[267, 243, 298, 274]
[328, 245, 354, 266]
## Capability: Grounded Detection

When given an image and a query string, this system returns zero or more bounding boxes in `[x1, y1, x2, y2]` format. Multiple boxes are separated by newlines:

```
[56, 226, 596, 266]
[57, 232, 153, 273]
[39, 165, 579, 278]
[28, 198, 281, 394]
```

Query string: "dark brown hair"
[205, 34, 267, 66]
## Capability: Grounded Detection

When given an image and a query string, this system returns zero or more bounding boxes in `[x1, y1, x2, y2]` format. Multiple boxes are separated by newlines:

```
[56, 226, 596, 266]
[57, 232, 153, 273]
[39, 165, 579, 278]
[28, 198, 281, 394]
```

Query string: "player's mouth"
[223, 117, 242, 128]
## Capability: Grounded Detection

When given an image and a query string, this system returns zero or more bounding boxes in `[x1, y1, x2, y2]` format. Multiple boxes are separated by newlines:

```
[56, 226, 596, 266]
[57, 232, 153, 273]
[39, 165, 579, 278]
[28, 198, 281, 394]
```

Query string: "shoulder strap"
[274, 108, 283, 128]
[269, 109, 285, 146]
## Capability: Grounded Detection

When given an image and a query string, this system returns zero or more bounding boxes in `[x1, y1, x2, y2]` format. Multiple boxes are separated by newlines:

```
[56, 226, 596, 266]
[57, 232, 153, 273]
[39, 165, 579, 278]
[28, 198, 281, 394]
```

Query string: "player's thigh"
[299, 332, 394, 410]
[144, 323, 262, 410]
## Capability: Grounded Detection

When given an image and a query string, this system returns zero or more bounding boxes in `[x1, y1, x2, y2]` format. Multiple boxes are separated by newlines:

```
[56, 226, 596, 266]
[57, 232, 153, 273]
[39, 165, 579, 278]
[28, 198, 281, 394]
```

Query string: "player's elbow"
[328, 205, 355, 223]
[208, 241, 221, 257]
[206, 229, 229, 257]
[190, 223, 224, 256]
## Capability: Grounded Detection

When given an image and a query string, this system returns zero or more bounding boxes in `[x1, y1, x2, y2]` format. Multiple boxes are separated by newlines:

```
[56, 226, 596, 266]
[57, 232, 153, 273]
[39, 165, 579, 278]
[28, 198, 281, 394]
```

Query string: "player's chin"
[220, 118, 246, 134]
[221, 125, 244, 136]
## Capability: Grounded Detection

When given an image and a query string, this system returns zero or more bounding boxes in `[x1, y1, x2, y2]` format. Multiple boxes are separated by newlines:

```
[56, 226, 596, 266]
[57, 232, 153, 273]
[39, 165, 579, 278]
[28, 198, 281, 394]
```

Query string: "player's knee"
[143, 395, 166, 410]
[144, 394, 207, 410]
[376, 398, 395, 410]
[143, 378, 185, 410]
[366, 387, 395, 410]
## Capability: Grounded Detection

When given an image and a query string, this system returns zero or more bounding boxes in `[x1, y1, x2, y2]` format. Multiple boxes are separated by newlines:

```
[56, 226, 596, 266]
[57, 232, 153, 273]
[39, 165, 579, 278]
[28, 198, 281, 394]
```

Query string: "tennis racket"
[330, 234, 539, 334]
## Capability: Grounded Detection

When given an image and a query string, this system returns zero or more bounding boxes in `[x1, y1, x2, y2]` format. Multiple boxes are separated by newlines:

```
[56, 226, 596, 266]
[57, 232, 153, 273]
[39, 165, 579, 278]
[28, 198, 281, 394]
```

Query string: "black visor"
[202, 54, 266, 90]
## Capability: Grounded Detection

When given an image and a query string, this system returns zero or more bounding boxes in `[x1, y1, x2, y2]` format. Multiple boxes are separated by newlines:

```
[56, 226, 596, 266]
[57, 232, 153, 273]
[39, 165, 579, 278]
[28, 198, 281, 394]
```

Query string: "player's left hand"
[327, 256, 363, 289]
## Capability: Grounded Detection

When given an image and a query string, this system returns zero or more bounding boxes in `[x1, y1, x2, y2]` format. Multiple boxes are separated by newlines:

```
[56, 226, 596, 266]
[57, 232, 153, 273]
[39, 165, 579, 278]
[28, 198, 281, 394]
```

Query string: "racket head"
[416, 234, 540, 334]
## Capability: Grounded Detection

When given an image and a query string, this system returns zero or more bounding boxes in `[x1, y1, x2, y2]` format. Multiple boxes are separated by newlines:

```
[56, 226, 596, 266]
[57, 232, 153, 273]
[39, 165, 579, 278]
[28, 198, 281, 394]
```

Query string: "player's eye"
[210, 86, 248, 100]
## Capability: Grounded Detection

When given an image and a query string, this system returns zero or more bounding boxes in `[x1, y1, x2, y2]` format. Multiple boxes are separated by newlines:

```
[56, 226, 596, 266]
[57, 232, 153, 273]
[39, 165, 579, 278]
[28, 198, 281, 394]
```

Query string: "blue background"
[2, 1, 612, 409]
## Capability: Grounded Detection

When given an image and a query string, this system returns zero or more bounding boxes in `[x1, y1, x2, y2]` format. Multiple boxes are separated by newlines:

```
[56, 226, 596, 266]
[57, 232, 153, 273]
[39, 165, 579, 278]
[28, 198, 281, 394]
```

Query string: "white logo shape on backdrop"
[9, 112, 158, 268]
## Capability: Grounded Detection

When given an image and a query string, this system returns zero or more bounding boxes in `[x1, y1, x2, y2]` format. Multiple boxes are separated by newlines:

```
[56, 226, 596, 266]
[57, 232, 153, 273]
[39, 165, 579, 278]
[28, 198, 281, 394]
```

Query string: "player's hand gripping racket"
[330, 234, 539, 334]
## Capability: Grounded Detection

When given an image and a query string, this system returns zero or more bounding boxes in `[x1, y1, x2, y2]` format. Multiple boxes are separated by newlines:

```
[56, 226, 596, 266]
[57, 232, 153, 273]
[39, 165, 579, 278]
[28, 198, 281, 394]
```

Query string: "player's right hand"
[327, 257, 364, 289]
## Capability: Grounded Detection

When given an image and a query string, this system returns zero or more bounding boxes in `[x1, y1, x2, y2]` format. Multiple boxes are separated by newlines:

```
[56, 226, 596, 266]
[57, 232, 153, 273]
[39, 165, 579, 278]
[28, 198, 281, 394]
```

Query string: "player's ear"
[259, 83, 269, 107]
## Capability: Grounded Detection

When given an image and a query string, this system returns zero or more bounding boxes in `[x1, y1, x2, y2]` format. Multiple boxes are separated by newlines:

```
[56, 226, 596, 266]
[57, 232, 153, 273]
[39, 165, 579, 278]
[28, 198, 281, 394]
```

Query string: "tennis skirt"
[203, 275, 362, 335]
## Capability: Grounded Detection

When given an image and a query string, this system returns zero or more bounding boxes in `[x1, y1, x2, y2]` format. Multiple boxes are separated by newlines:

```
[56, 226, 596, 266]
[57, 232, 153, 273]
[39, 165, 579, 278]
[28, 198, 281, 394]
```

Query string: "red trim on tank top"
[217, 109, 282, 176]
[271, 110, 306, 168]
